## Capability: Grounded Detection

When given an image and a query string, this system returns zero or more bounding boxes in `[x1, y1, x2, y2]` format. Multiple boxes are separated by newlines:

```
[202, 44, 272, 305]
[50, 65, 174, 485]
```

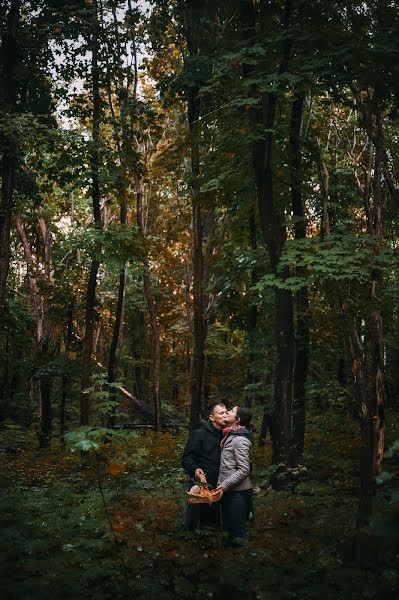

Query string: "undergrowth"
[1, 413, 399, 600]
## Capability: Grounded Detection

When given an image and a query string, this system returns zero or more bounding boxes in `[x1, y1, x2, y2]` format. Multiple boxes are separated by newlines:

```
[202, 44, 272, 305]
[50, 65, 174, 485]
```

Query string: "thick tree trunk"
[241, 0, 295, 465]
[290, 94, 310, 458]
[0, 0, 20, 310]
[80, 0, 101, 425]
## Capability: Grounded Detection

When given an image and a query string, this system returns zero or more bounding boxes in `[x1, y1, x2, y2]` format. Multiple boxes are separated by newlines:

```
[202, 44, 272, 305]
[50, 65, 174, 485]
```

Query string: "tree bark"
[183, 4, 205, 431]
[340, 303, 373, 519]
[15, 215, 53, 447]
[107, 204, 127, 429]
[60, 302, 74, 443]
[369, 108, 385, 475]
[0, 0, 20, 310]
[136, 184, 162, 432]
[80, 0, 102, 425]
[240, 0, 295, 465]
[245, 210, 260, 409]
[131, 309, 145, 402]
[290, 93, 310, 458]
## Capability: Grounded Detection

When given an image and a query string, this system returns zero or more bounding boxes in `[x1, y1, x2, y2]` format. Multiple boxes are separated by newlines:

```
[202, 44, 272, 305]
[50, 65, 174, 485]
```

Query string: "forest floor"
[1, 410, 399, 600]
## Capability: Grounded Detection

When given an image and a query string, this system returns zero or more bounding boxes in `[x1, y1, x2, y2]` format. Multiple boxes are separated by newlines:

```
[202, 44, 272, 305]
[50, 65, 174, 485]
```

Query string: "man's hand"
[195, 468, 207, 482]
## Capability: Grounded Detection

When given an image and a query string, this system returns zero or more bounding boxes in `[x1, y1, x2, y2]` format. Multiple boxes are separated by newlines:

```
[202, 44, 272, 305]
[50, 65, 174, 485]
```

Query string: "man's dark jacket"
[182, 421, 223, 488]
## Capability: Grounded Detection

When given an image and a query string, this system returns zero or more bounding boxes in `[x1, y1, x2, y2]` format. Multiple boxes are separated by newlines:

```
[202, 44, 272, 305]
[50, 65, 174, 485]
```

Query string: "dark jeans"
[221, 488, 254, 541]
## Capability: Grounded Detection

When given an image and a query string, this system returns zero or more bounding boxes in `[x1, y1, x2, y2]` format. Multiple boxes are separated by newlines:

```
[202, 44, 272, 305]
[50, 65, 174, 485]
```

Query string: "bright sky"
[55, 0, 152, 128]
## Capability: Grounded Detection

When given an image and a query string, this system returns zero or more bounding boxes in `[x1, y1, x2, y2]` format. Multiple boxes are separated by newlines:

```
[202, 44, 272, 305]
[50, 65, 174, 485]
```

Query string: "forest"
[1, 0, 399, 598]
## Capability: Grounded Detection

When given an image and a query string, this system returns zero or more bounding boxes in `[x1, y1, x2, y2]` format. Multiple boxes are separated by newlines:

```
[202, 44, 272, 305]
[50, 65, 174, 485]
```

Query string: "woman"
[216, 405, 253, 547]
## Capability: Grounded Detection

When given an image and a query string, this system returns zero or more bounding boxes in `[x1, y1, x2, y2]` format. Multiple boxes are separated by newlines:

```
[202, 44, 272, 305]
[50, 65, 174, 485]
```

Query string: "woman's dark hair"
[236, 406, 252, 427]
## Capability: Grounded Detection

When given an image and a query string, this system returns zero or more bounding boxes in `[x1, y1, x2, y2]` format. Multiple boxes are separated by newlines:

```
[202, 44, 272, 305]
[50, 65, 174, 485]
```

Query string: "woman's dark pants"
[221, 489, 253, 541]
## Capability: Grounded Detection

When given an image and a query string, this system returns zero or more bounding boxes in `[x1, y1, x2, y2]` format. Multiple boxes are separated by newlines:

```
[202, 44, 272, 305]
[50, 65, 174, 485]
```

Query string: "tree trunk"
[15, 215, 52, 447]
[107, 204, 127, 429]
[340, 303, 373, 520]
[189, 129, 204, 430]
[240, 0, 295, 465]
[290, 93, 310, 458]
[136, 184, 162, 432]
[201, 353, 212, 415]
[80, 0, 101, 426]
[60, 302, 74, 443]
[38, 372, 52, 448]
[246, 210, 260, 409]
[131, 309, 145, 402]
[183, 6, 205, 431]
[259, 412, 274, 447]
[0, 0, 20, 310]
[369, 108, 385, 475]
[81, 259, 100, 425]
[142, 270, 161, 432]
[200, 209, 216, 418]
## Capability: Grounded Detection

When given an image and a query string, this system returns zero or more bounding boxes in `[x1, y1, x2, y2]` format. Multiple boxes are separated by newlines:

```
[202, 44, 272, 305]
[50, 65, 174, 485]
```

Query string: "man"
[216, 405, 253, 547]
[182, 402, 227, 531]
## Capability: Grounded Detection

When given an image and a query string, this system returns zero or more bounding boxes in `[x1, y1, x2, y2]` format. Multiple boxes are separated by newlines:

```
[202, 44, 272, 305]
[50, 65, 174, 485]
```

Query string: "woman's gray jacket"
[217, 427, 253, 492]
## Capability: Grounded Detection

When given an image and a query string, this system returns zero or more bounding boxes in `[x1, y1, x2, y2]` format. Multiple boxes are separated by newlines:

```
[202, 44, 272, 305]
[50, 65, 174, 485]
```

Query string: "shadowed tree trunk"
[131, 310, 145, 403]
[183, 2, 205, 431]
[80, 0, 102, 425]
[107, 203, 127, 429]
[340, 303, 373, 520]
[0, 0, 20, 311]
[289, 93, 310, 458]
[60, 301, 74, 443]
[15, 215, 53, 447]
[240, 0, 295, 465]
[340, 103, 386, 523]
[369, 108, 385, 475]
[245, 210, 261, 409]
[136, 183, 162, 432]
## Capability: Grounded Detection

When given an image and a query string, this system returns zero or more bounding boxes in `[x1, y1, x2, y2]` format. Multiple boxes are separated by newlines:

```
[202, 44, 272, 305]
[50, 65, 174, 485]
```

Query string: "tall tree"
[183, 1, 206, 431]
[80, 0, 102, 425]
[240, 0, 295, 465]
[0, 0, 20, 310]
[289, 93, 310, 457]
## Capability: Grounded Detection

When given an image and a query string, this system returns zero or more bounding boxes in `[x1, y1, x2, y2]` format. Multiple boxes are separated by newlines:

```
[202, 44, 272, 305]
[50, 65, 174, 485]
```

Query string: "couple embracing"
[182, 402, 254, 548]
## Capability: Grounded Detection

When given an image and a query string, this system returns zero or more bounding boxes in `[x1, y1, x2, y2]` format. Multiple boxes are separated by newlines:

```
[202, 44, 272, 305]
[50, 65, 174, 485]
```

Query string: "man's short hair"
[236, 406, 252, 427]
[208, 402, 226, 416]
